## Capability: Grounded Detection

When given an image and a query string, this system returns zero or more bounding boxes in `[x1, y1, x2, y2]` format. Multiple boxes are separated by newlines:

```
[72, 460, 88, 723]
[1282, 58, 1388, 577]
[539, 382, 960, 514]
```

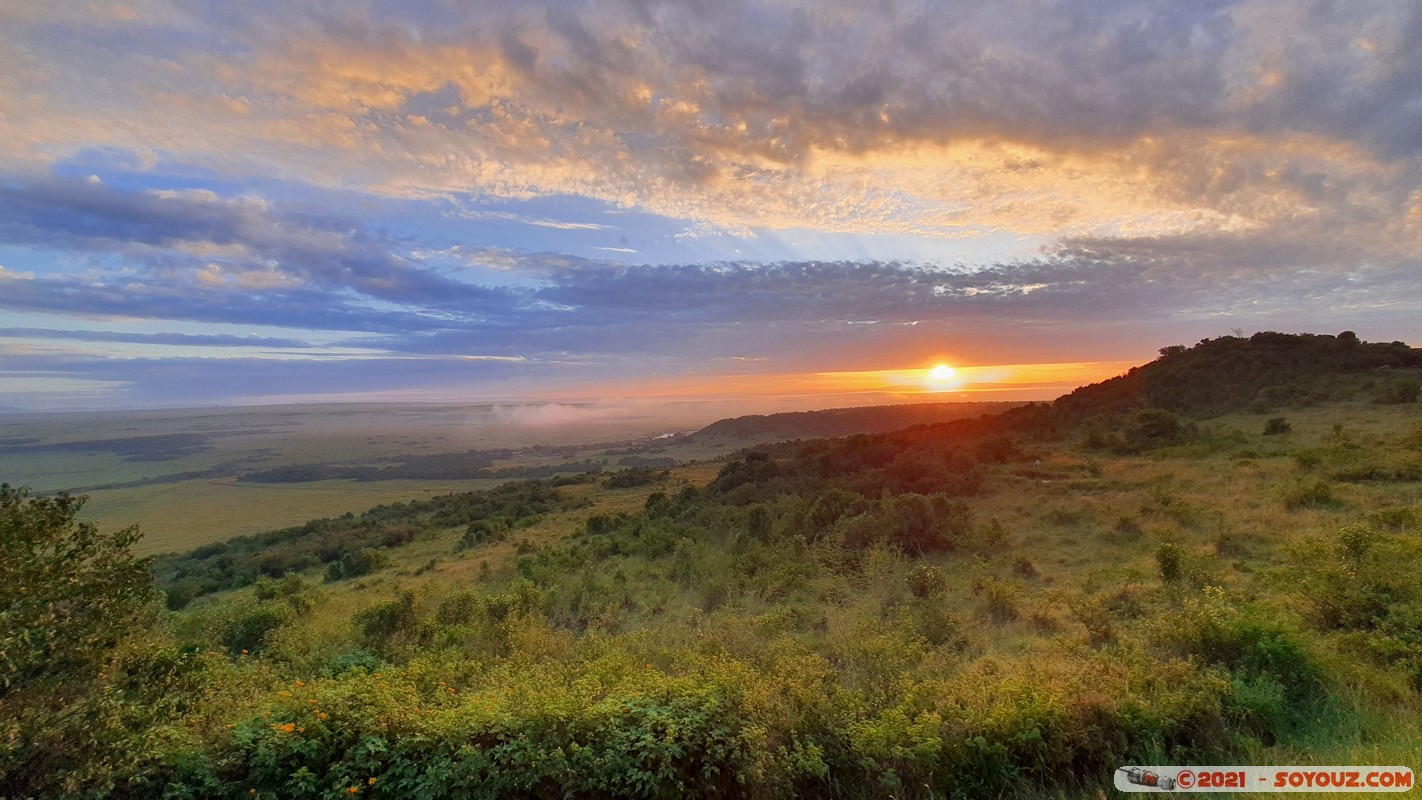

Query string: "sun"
[924, 364, 961, 392]
[929, 364, 957, 382]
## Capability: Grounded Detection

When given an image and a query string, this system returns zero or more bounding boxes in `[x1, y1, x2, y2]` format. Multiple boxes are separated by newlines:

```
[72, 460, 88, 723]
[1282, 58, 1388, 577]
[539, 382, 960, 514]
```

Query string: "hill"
[1050, 330, 1422, 422]
[688, 400, 1023, 445]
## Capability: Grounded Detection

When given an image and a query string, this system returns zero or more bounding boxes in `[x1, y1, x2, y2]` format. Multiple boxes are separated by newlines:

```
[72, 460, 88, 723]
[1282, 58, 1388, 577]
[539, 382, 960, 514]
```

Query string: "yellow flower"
[347, 787, 360, 795]
[368, 777, 377, 785]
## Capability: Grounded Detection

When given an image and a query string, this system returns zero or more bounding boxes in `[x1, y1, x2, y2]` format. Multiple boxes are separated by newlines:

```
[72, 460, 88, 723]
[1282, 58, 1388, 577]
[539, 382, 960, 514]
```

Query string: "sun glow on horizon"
[537, 359, 1139, 406]
[927, 363, 961, 391]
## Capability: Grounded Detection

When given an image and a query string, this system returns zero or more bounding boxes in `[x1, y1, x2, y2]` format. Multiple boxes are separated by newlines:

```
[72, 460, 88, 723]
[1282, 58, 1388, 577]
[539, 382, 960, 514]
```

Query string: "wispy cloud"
[0, 328, 311, 348]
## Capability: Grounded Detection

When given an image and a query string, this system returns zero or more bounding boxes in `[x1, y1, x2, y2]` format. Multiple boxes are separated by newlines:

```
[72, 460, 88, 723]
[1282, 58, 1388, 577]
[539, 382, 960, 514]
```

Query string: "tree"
[1125, 408, 1185, 448]
[0, 484, 159, 793]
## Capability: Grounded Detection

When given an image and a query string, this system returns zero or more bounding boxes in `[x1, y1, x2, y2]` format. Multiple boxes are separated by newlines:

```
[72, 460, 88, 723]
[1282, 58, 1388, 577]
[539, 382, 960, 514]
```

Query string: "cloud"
[0, 173, 521, 318]
[0, 328, 312, 348]
[4, 166, 1417, 371]
[2, 1, 1418, 248]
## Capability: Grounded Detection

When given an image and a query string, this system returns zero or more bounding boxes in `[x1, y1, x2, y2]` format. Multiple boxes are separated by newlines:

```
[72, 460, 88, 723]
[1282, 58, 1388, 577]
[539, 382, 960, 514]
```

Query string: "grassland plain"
[0, 402, 724, 554]
[4, 334, 1422, 798]
[2, 400, 1013, 556]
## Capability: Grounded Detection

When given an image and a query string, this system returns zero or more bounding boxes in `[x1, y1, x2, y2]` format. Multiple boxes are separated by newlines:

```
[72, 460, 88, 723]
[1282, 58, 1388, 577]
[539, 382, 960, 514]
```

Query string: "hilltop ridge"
[687, 400, 1022, 445]
[1050, 330, 1422, 422]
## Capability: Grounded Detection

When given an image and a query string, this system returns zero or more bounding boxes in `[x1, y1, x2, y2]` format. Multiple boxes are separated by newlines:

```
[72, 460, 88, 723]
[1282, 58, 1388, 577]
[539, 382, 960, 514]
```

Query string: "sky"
[1, 0, 1420, 411]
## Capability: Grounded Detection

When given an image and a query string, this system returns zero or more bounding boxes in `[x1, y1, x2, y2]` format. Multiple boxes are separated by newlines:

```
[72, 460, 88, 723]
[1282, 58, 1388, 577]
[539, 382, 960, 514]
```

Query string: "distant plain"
[0, 402, 720, 554]
[1, 399, 1012, 554]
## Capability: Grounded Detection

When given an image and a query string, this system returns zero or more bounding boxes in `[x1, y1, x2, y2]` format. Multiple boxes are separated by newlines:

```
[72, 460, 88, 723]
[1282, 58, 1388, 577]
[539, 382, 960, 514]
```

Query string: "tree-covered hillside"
[1051, 331, 1422, 422]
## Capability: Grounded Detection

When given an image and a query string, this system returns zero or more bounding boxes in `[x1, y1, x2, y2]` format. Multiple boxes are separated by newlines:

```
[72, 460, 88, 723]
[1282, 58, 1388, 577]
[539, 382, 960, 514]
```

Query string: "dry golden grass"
[88, 478, 506, 556]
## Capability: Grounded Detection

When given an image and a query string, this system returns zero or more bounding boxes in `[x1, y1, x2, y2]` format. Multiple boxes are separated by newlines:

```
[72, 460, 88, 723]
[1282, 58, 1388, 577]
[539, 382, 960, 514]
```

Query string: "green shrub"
[747, 505, 773, 541]
[210, 668, 761, 800]
[969, 517, 1009, 552]
[354, 591, 423, 652]
[435, 590, 482, 625]
[884, 493, 972, 554]
[325, 648, 382, 676]
[0, 485, 161, 797]
[1287, 525, 1422, 686]
[1125, 408, 1186, 449]
[1156, 543, 1184, 583]
[1263, 417, 1291, 435]
[1153, 588, 1323, 742]
[459, 519, 505, 549]
[906, 564, 947, 598]
[1285, 479, 1340, 509]
[1367, 507, 1418, 531]
[979, 578, 1019, 622]
[1375, 379, 1420, 404]
[221, 602, 293, 654]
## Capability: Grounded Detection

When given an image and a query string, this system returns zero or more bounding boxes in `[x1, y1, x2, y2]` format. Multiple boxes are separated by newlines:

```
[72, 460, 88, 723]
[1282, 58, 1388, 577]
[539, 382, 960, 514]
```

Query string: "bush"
[979, 578, 1019, 622]
[906, 564, 947, 598]
[1375, 379, 1420, 405]
[354, 591, 423, 652]
[221, 602, 294, 654]
[1125, 408, 1186, 449]
[1285, 479, 1340, 510]
[1262, 417, 1292, 435]
[0, 485, 160, 796]
[325, 547, 390, 581]
[884, 493, 972, 554]
[460, 519, 505, 549]
[604, 467, 668, 489]
[1156, 588, 1323, 741]
[214, 672, 760, 799]
[435, 590, 482, 625]
[1156, 543, 1184, 583]
[747, 505, 773, 542]
[1287, 525, 1422, 685]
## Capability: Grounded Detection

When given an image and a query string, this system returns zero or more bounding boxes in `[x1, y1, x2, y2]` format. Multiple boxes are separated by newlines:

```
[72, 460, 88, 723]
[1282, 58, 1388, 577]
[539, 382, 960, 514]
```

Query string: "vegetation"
[153, 477, 593, 608]
[240, 452, 623, 483]
[690, 400, 1023, 443]
[3, 332, 1422, 797]
[1046, 330, 1422, 423]
[0, 485, 163, 796]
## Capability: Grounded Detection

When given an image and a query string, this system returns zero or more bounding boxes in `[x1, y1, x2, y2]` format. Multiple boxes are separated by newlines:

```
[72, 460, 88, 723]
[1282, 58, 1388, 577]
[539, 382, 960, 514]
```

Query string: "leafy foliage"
[0, 484, 162, 795]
